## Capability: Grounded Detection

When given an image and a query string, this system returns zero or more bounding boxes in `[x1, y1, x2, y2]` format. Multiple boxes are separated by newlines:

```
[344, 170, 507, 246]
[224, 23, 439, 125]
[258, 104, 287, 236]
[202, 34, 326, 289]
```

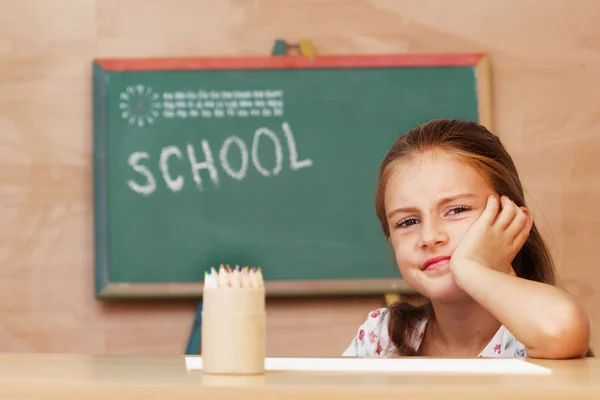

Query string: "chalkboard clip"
[271, 39, 316, 60]
[298, 39, 316, 60]
[271, 39, 288, 56]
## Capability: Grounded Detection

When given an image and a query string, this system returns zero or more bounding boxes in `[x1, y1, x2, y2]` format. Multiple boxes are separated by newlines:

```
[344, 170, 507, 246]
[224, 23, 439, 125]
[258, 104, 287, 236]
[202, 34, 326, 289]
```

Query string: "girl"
[343, 119, 591, 359]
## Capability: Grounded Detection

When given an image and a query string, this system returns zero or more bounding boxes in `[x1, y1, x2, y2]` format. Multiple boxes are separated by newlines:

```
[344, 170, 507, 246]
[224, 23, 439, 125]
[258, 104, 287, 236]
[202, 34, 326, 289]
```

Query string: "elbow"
[529, 303, 591, 359]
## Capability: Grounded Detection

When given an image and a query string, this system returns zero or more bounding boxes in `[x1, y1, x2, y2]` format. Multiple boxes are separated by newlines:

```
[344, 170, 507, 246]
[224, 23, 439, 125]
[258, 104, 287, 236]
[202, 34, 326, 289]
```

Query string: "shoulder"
[479, 325, 527, 358]
[342, 308, 393, 357]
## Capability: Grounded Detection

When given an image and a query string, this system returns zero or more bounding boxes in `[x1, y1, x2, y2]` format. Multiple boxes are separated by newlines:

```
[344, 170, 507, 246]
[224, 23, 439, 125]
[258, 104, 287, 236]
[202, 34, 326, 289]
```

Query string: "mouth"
[422, 256, 451, 272]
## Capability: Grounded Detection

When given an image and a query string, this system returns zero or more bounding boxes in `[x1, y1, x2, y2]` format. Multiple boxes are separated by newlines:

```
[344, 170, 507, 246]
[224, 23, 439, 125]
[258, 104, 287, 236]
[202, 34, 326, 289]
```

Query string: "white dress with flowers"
[343, 308, 527, 357]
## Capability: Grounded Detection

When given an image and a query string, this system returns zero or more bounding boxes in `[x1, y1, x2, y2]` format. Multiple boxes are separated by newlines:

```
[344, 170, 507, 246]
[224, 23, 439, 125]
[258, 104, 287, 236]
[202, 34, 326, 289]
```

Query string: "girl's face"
[384, 150, 497, 303]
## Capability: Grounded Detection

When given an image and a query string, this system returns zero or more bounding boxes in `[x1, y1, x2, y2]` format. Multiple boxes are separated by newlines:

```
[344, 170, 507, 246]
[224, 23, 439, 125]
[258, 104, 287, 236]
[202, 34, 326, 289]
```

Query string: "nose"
[418, 217, 449, 250]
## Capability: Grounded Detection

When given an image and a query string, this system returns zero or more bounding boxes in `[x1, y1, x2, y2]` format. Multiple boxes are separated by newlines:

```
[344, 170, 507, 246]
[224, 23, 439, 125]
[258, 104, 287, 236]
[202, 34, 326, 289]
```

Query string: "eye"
[447, 205, 471, 216]
[395, 217, 420, 229]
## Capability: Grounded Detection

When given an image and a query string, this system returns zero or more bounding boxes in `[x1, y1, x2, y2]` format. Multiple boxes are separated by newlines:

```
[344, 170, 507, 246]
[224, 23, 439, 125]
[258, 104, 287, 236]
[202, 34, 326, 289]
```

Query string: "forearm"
[454, 261, 590, 359]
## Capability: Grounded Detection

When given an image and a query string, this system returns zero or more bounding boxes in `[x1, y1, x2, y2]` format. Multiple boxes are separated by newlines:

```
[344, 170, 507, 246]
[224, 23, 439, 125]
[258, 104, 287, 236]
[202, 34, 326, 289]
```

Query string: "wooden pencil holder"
[201, 286, 266, 375]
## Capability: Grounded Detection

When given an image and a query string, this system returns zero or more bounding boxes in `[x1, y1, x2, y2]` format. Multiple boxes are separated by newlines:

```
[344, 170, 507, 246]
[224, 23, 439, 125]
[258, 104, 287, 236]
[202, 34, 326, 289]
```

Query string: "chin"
[427, 283, 467, 303]
[412, 273, 466, 304]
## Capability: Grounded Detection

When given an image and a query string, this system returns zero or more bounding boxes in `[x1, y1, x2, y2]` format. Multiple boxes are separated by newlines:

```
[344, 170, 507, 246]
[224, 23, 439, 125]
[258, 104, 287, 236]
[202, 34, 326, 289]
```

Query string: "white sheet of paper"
[185, 356, 551, 375]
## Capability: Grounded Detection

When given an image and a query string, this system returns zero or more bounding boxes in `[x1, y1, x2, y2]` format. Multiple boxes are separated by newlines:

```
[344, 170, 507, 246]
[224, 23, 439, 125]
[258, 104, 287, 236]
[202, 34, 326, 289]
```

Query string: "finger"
[512, 207, 532, 248]
[505, 206, 529, 239]
[494, 196, 517, 229]
[520, 206, 533, 230]
[513, 224, 531, 250]
[479, 195, 500, 226]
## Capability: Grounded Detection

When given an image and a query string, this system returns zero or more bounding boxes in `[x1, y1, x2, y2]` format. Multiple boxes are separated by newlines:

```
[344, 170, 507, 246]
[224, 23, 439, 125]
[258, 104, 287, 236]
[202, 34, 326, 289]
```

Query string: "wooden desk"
[0, 353, 599, 399]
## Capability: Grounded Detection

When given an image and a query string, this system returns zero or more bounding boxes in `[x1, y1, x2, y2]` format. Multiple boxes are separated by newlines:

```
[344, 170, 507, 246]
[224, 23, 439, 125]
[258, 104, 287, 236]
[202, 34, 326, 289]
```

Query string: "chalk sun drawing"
[119, 85, 161, 127]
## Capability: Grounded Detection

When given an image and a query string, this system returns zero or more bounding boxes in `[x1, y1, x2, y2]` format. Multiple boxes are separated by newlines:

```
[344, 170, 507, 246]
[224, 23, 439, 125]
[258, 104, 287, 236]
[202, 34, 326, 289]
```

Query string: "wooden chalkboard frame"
[93, 53, 492, 299]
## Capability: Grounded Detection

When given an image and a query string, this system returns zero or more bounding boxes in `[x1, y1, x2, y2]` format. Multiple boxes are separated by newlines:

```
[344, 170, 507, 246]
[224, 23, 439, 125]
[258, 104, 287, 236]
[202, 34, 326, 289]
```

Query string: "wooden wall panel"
[0, 0, 598, 356]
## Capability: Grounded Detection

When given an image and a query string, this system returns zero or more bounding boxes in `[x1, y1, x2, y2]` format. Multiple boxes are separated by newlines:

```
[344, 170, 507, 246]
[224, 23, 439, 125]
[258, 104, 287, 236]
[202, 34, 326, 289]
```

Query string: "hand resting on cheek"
[451, 195, 530, 284]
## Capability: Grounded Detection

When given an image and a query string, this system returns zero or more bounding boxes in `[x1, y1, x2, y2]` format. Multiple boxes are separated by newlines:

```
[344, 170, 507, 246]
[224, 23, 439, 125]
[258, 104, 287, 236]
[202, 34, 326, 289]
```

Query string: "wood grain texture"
[0, 0, 599, 356]
[1, 353, 600, 399]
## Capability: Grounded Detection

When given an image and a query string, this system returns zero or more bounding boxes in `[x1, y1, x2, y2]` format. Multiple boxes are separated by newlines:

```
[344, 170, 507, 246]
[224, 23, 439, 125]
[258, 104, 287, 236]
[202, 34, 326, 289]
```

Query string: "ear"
[519, 206, 533, 230]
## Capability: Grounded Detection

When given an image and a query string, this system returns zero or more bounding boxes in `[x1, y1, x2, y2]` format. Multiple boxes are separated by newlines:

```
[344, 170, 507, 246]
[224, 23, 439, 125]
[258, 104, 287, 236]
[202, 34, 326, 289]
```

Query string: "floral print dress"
[342, 308, 527, 357]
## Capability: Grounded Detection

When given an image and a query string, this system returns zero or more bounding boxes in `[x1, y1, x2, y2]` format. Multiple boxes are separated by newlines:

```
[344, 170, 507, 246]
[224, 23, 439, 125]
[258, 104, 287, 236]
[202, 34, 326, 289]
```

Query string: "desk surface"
[1, 353, 599, 399]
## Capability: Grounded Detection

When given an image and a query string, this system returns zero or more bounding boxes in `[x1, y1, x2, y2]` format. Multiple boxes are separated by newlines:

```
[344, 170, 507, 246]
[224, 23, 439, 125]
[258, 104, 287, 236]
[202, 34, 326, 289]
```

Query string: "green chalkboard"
[93, 53, 492, 299]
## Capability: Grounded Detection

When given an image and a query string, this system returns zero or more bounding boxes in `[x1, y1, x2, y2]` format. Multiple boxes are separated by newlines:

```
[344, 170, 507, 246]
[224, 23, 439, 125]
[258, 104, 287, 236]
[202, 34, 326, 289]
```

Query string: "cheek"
[448, 214, 481, 243]
[389, 233, 416, 271]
